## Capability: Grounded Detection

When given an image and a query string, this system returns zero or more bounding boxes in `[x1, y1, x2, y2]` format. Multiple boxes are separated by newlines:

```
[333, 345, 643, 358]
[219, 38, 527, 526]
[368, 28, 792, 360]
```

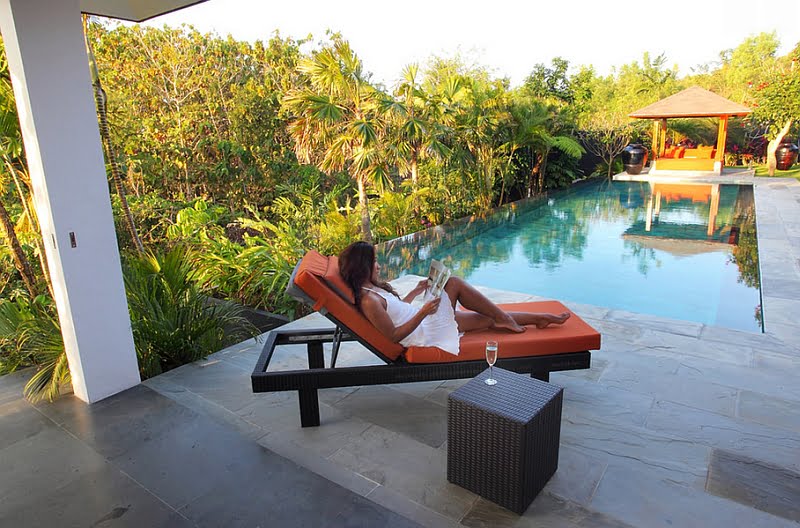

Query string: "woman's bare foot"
[493, 315, 525, 333]
[535, 312, 571, 329]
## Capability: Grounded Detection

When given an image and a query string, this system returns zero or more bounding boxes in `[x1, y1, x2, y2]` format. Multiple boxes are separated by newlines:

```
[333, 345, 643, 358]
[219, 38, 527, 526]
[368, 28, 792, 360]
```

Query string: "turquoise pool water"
[378, 179, 763, 333]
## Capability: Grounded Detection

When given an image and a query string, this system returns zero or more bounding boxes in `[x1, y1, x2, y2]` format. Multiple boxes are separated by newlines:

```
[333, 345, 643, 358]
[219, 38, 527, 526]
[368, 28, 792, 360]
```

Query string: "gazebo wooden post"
[715, 115, 729, 165]
[659, 118, 667, 156]
[652, 120, 660, 159]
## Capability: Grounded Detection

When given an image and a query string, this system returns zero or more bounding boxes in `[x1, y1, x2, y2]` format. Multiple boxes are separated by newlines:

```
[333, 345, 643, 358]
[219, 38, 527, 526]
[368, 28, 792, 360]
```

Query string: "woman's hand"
[403, 279, 430, 303]
[419, 296, 441, 317]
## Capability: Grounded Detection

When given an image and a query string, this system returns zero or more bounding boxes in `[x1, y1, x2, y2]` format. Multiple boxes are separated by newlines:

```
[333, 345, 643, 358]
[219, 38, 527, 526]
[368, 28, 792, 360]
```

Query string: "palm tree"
[392, 64, 451, 191]
[284, 36, 391, 242]
[511, 99, 584, 196]
[450, 77, 511, 211]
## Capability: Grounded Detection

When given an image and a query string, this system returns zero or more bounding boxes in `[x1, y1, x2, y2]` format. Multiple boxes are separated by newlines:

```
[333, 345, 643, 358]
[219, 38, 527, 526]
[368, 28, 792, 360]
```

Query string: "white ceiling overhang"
[80, 0, 208, 22]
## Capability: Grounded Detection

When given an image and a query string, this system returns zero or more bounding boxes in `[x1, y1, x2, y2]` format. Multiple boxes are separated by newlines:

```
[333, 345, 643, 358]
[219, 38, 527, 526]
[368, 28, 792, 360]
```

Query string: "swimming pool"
[378, 179, 763, 333]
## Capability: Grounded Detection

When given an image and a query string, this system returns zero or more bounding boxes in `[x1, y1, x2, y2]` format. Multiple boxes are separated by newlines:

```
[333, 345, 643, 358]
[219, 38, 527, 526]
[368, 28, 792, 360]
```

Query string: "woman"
[338, 241, 570, 356]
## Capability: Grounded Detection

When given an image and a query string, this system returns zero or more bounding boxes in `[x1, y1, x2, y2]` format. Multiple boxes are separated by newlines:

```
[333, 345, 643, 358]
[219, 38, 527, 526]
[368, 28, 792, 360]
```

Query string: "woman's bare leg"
[444, 277, 524, 332]
[454, 310, 571, 333]
[444, 277, 572, 332]
[506, 311, 571, 329]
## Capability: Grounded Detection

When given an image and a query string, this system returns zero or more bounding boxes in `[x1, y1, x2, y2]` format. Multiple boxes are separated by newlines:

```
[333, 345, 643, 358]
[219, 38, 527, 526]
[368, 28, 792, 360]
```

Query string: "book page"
[427, 260, 451, 298]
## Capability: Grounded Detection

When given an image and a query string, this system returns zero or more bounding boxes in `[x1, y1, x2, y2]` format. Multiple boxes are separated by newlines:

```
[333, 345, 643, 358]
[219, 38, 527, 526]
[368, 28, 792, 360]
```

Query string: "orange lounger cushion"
[404, 301, 601, 363]
[291, 251, 600, 364]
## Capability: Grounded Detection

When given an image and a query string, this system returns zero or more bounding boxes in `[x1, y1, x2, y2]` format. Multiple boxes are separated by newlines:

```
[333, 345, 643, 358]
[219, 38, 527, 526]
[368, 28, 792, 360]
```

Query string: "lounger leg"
[299, 389, 320, 427]
[298, 342, 325, 427]
[532, 371, 550, 382]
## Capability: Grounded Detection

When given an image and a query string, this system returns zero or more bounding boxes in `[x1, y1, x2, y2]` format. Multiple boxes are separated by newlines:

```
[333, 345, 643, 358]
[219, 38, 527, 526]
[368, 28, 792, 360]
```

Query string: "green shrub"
[123, 246, 259, 378]
[0, 294, 69, 402]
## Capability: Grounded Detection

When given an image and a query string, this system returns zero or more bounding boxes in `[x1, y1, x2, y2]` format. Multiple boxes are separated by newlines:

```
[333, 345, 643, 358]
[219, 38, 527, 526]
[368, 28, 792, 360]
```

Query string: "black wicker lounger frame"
[251, 307, 591, 428]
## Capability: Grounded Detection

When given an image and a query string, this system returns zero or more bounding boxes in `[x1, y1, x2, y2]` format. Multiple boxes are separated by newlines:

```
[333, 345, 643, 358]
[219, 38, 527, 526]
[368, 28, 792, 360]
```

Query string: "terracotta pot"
[621, 144, 648, 175]
[776, 138, 798, 171]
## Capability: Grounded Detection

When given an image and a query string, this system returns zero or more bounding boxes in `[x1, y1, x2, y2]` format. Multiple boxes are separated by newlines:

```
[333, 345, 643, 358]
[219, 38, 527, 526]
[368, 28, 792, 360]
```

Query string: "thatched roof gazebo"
[629, 86, 751, 174]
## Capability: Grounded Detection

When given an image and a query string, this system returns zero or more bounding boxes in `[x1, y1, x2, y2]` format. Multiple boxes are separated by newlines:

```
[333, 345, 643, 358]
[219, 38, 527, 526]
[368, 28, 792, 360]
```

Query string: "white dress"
[363, 287, 461, 355]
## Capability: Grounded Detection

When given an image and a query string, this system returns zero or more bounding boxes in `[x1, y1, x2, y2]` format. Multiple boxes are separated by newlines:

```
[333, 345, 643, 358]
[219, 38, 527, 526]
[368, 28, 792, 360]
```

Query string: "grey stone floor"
[2, 176, 799, 527]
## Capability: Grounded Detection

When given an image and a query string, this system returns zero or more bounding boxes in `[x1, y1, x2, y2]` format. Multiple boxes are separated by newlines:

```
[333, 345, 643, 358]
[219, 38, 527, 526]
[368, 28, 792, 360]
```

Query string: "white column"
[0, 0, 140, 402]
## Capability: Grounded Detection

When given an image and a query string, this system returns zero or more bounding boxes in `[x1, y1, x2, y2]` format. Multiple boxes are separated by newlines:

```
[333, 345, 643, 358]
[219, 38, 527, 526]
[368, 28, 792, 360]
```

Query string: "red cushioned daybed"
[251, 250, 601, 427]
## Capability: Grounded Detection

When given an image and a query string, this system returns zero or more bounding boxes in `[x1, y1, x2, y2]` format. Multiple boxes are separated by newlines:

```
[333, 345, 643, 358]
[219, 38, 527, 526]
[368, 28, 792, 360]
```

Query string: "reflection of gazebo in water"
[623, 182, 747, 255]
[629, 86, 751, 175]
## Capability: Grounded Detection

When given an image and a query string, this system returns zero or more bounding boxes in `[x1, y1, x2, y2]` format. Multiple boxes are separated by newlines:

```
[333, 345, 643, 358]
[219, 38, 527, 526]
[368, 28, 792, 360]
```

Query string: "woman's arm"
[402, 279, 429, 303]
[361, 292, 440, 343]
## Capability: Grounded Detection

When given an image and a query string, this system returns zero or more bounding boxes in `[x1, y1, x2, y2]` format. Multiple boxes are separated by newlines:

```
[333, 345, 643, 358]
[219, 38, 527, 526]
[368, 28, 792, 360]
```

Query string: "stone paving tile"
[558, 376, 654, 428]
[590, 464, 796, 528]
[761, 296, 800, 327]
[698, 324, 787, 350]
[424, 378, 469, 407]
[0, 368, 32, 406]
[605, 309, 703, 338]
[365, 485, 460, 528]
[144, 375, 267, 442]
[331, 385, 449, 448]
[582, 319, 643, 344]
[331, 493, 424, 528]
[737, 390, 800, 433]
[35, 386, 200, 459]
[645, 400, 800, 473]
[561, 416, 710, 489]
[386, 380, 447, 400]
[752, 347, 800, 370]
[258, 434, 379, 497]
[0, 398, 52, 450]
[461, 492, 634, 528]
[544, 445, 608, 506]
[158, 359, 262, 412]
[706, 449, 800, 524]
[330, 425, 478, 521]
[764, 321, 800, 351]
[672, 354, 800, 404]
[554, 356, 609, 382]
[761, 277, 800, 301]
[0, 422, 108, 509]
[783, 223, 800, 237]
[755, 222, 787, 239]
[0, 465, 193, 528]
[260, 407, 373, 459]
[632, 327, 755, 366]
[614, 366, 738, 416]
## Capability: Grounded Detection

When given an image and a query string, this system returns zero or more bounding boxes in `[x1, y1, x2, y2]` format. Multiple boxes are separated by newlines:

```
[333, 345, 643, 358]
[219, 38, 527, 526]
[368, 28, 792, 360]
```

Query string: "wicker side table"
[447, 367, 563, 514]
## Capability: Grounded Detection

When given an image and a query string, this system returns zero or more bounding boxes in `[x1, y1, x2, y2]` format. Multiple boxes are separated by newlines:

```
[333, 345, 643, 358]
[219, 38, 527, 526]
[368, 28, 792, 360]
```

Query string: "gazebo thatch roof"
[629, 86, 751, 119]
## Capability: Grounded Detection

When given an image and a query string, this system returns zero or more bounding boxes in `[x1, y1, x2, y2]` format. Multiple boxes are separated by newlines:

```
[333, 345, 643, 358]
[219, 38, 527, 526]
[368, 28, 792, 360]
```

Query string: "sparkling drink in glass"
[485, 341, 498, 385]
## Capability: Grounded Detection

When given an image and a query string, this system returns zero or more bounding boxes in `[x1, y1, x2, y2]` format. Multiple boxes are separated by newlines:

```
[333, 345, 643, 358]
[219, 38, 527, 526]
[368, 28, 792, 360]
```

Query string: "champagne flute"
[485, 341, 498, 385]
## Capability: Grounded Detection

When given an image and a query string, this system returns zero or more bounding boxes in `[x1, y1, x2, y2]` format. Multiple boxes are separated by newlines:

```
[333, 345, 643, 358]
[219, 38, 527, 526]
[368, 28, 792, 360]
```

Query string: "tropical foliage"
[123, 246, 259, 378]
[0, 21, 798, 400]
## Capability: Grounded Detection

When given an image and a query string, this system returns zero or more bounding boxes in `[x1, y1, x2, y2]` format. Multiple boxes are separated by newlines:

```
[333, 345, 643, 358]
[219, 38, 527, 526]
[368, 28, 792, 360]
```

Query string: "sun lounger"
[251, 250, 601, 427]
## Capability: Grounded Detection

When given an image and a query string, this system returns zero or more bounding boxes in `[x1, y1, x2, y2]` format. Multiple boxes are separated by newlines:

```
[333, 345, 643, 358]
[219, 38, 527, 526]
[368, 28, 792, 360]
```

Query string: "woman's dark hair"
[338, 241, 398, 306]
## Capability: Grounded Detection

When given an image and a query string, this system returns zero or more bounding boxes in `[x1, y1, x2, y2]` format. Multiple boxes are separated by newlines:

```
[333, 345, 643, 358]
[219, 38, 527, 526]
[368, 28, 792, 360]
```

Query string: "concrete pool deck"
[1, 176, 799, 526]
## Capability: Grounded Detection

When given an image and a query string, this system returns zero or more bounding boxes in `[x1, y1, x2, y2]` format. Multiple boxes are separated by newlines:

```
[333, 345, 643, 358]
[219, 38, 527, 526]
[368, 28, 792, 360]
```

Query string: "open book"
[426, 259, 451, 299]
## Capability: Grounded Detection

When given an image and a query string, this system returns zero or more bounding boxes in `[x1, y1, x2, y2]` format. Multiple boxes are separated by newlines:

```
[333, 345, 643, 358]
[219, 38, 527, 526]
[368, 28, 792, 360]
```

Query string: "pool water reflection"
[378, 179, 763, 333]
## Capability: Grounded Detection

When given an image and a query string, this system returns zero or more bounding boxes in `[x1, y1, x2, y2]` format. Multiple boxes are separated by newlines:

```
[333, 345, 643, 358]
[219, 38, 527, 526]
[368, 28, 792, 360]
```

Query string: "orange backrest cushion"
[292, 251, 405, 360]
[404, 301, 601, 363]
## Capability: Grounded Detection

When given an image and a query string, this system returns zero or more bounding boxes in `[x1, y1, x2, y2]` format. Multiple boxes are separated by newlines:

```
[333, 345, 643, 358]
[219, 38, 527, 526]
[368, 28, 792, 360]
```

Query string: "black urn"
[776, 138, 799, 171]
[621, 143, 649, 175]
